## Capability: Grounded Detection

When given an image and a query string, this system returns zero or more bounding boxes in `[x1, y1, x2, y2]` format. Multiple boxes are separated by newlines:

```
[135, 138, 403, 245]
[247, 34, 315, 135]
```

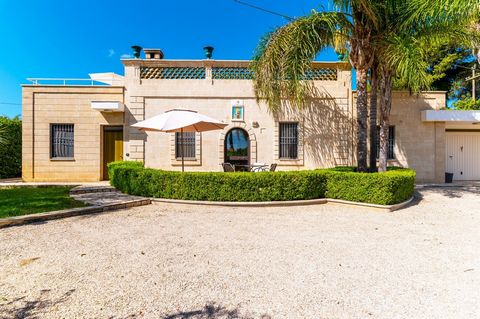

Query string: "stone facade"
[22, 59, 448, 182]
[22, 86, 124, 182]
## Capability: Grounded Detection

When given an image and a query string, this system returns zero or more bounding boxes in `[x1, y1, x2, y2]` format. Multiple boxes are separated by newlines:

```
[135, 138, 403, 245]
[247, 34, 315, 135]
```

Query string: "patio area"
[1, 186, 479, 318]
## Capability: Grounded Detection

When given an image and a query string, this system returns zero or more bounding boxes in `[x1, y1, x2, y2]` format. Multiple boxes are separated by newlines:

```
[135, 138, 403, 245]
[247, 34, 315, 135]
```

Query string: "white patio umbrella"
[132, 108, 228, 171]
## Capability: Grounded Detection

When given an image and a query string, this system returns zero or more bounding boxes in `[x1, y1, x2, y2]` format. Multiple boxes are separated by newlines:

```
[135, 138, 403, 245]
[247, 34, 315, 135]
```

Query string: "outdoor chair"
[269, 163, 277, 172]
[222, 163, 236, 172]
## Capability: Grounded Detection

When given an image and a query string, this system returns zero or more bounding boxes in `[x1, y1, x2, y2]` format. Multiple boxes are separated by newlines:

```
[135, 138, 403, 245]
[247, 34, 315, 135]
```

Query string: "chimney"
[144, 49, 164, 60]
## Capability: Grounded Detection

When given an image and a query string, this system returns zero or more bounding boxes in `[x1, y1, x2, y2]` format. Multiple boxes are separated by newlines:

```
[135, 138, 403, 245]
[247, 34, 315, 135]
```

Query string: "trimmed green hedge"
[108, 161, 415, 205]
[324, 169, 416, 205]
[0, 116, 22, 178]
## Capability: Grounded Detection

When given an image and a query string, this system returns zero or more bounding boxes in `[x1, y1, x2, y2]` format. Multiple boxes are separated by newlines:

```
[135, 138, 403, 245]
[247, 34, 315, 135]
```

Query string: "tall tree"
[369, 61, 379, 171]
[374, 0, 478, 172]
[251, 1, 380, 172]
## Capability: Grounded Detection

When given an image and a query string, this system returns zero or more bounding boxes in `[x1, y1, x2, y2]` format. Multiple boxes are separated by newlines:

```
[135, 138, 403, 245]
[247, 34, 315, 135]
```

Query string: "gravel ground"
[1, 186, 480, 319]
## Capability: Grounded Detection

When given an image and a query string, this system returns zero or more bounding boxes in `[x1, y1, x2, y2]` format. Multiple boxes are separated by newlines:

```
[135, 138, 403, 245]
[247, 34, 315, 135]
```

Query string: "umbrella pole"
[181, 128, 185, 172]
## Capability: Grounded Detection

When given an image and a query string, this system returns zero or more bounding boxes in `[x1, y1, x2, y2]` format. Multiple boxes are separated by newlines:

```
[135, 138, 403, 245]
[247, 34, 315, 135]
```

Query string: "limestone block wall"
[121, 60, 354, 172]
[22, 86, 124, 182]
[386, 92, 446, 183]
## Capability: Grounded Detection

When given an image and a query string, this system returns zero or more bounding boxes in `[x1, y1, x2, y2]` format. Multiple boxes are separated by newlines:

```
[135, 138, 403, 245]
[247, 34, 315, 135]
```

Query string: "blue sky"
[0, 0, 341, 118]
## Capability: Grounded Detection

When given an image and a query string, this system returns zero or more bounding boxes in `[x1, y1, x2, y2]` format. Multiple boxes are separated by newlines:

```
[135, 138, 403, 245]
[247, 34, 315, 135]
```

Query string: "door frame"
[224, 127, 250, 168]
[101, 125, 124, 180]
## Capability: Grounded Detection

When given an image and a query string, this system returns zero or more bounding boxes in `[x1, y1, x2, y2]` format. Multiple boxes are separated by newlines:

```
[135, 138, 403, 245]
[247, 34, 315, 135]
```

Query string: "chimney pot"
[143, 49, 164, 60]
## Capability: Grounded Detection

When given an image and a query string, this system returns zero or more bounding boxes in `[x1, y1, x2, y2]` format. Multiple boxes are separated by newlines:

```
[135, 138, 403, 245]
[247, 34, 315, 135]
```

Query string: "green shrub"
[110, 165, 327, 201]
[0, 116, 22, 178]
[453, 97, 480, 110]
[328, 166, 356, 172]
[324, 168, 416, 205]
[107, 160, 144, 183]
[108, 162, 415, 205]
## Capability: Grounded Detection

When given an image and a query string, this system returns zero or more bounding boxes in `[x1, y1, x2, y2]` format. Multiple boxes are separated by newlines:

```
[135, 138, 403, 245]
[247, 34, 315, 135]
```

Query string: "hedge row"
[0, 116, 22, 179]
[325, 167, 416, 205]
[108, 161, 415, 205]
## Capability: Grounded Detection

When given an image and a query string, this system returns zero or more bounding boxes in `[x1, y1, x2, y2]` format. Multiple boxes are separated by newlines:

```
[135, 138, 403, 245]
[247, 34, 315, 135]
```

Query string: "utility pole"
[473, 64, 477, 101]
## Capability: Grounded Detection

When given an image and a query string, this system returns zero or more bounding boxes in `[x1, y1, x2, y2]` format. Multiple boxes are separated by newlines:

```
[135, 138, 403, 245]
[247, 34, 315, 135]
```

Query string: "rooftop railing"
[26, 78, 124, 86]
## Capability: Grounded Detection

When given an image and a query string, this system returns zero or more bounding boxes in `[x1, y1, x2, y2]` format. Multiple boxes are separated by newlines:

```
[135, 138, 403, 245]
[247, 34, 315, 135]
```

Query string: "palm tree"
[374, 0, 479, 171]
[251, 1, 381, 172]
[368, 62, 379, 171]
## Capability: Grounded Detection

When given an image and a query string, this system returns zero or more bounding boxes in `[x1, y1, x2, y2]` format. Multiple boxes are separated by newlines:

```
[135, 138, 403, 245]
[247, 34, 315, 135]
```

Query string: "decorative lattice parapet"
[121, 59, 348, 81]
[140, 67, 206, 79]
[303, 68, 337, 81]
[212, 67, 254, 80]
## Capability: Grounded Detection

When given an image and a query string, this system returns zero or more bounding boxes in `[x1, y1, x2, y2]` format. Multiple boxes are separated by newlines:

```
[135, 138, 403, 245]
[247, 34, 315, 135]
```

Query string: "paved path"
[1, 186, 479, 318]
[70, 188, 147, 206]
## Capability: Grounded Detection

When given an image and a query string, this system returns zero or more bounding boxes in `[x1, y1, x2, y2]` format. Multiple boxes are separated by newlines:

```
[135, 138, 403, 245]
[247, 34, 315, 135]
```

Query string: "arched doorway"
[224, 128, 250, 170]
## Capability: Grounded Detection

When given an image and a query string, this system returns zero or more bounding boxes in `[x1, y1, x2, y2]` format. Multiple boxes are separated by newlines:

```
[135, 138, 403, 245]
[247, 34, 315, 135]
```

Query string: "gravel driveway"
[1, 186, 480, 318]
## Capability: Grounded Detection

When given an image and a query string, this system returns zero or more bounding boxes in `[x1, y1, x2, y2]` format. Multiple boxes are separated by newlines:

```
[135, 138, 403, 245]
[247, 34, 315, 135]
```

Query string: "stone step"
[70, 185, 116, 195]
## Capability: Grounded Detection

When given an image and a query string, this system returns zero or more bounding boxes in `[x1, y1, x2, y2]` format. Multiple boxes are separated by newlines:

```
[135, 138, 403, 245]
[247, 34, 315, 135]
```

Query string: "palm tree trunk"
[369, 65, 378, 171]
[356, 68, 369, 172]
[379, 67, 393, 172]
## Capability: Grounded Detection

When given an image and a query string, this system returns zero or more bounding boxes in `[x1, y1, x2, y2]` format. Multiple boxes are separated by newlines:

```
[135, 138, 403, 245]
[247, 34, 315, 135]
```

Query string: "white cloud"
[108, 49, 115, 57]
[120, 53, 132, 59]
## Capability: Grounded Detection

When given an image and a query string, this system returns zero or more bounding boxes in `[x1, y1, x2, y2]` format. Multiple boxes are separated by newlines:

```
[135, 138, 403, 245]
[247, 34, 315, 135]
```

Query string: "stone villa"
[21, 47, 480, 183]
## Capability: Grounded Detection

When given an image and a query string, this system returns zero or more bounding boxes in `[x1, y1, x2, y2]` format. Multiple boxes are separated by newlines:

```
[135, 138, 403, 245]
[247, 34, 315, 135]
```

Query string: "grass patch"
[0, 186, 86, 218]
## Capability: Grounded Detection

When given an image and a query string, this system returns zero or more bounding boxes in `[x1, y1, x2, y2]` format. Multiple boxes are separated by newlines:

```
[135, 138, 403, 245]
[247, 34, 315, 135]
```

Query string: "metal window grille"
[279, 123, 298, 159]
[51, 124, 74, 158]
[175, 132, 196, 159]
[376, 126, 395, 159]
[140, 67, 206, 79]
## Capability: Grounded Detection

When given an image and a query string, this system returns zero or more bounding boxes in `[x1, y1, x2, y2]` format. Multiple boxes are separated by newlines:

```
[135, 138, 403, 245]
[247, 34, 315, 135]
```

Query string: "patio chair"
[222, 163, 235, 172]
[269, 163, 277, 172]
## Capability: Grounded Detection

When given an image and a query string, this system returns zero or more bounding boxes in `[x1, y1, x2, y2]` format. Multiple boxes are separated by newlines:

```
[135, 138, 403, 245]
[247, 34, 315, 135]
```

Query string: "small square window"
[376, 126, 395, 159]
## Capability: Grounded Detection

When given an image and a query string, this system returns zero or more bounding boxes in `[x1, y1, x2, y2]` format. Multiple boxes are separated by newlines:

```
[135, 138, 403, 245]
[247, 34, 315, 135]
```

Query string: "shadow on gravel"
[418, 185, 480, 199]
[399, 190, 424, 210]
[162, 302, 271, 319]
[0, 289, 75, 319]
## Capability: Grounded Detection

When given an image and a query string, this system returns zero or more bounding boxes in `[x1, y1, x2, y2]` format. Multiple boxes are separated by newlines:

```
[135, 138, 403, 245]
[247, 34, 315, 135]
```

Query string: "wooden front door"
[103, 127, 123, 179]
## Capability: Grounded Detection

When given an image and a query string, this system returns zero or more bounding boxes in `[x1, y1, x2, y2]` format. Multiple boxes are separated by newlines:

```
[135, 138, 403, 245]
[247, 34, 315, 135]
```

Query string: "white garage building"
[423, 110, 480, 181]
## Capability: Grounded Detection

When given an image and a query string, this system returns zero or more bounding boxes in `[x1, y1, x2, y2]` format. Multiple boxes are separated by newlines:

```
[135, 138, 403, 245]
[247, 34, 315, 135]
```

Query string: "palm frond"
[403, 0, 480, 29]
[381, 34, 430, 92]
[251, 11, 352, 111]
[335, 0, 385, 30]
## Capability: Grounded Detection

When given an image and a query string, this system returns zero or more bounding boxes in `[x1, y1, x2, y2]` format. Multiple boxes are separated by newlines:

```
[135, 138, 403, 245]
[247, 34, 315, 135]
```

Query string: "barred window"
[279, 122, 298, 159]
[376, 126, 395, 159]
[175, 132, 196, 159]
[51, 124, 74, 158]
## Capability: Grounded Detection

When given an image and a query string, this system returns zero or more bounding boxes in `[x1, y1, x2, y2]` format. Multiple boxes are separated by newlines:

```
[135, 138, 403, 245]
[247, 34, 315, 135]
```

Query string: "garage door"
[446, 131, 480, 180]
